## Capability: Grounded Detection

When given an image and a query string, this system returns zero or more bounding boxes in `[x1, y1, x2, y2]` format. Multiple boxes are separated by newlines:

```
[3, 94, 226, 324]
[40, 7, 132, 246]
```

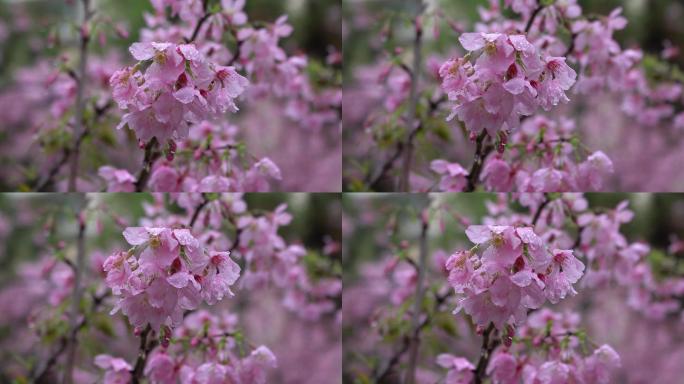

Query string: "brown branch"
[61, 201, 88, 384]
[188, 195, 210, 227]
[474, 323, 499, 384]
[464, 132, 492, 192]
[524, 4, 544, 34]
[184, 0, 211, 43]
[34, 101, 112, 192]
[131, 325, 157, 384]
[32, 292, 109, 383]
[226, 39, 243, 66]
[365, 96, 446, 190]
[399, 5, 425, 192]
[531, 193, 552, 226]
[374, 291, 452, 382]
[68, 0, 93, 192]
[134, 138, 160, 192]
[405, 214, 429, 384]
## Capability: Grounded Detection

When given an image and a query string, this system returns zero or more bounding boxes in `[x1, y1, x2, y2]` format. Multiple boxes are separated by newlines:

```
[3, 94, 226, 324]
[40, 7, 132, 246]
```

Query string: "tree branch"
[365, 96, 446, 190]
[188, 195, 210, 227]
[464, 132, 492, 192]
[131, 325, 156, 384]
[184, 0, 211, 43]
[61, 202, 88, 384]
[34, 102, 112, 192]
[531, 194, 552, 226]
[32, 291, 109, 383]
[134, 138, 160, 192]
[405, 213, 429, 384]
[374, 290, 452, 382]
[67, 0, 92, 192]
[399, 3, 425, 192]
[474, 323, 499, 384]
[524, 4, 544, 34]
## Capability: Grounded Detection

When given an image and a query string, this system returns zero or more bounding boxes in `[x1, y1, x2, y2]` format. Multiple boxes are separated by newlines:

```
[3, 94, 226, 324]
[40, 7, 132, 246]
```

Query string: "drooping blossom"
[110, 42, 249, 144]
[103, 227, 240, 330]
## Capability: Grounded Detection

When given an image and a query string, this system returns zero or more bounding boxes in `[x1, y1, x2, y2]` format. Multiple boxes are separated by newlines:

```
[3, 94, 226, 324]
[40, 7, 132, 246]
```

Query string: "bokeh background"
[0, 193, 342, 384]
[343, 0, 684, 191]
[0, 0, 342, 192]
[343, 193, 684, 383]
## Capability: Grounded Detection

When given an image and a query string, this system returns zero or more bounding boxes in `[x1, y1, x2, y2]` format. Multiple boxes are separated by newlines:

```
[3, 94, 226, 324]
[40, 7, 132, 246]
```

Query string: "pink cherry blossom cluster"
[99, 120, 283, 192]
[135, 193, 341, 321]
[440, 33, 576, 138]
[110, 41, 249, 144]
[428, 116, 614, 192]
[575, 201, 684, 321]
[103, 226, 240, 330]
[485, 116, 612, 192]
[235, 204, 341, 320]
[446, 224, 584, 330]
[94, 354, 132, 384]
[482, 309, 621, 384]
[135, 310, 276, 384]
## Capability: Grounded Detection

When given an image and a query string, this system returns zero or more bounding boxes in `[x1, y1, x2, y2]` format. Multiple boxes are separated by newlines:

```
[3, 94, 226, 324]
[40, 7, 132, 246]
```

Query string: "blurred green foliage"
[0, 193, 341, 283]
[0, 0, 341, 84]
[343, 193, 684, 280]
[343, 0, 684, 72]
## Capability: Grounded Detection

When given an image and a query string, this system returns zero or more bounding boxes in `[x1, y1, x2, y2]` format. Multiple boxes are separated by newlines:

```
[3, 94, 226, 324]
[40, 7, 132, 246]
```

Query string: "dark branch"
[531, 194, 552, 226]
[62, 207, 88, 384]
[374, 291, 452, 382]
[465, 132, 492, 192]
[34, 102, 112, 192]
[188, 196, 210, 227]
[68, 0, 93, 192]
[184, 0, 211, 43]
[31, 292, 109, 383]
[131, 325, 157, 384]
[399, 9, 425, 192]
[134, 138, 160, 192]
[524, 4, 544, 33]
[405, 216, 429, 384]
[474, 323, 499, 384]
[365, 97, 446, 190]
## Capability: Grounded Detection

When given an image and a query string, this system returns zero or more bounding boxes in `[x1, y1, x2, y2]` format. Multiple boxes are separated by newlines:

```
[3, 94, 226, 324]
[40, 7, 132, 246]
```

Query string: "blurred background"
[0, 0, 342, 192]
[0, 0, 341, 82]
[0, 193, 341, 384]
[343, 0, 684, 69]
[342, 193, 684, 383]
[342, 0, 684, 191]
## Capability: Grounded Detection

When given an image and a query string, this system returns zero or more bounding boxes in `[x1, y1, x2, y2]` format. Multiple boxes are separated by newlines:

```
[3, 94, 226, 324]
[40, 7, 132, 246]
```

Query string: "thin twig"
[464, 132, 492, 192]
[365, 96, 446, 190]
[399, 3, 425, 192]
[184, 0, 211, 43]
[134, 138, 160, 192]
[34, 102, 112, 192]
[226, 39, 243, 66]
[474, 323, 499, 384]
[188, 195, 210, 227]
[131, 325, 156, 384]
[32, 291, 109, 383]
[524, 4, 544, 33]
[62, 201, 88, 384]
[563, 32, 578, 57]
[68, 0, 92, 191]
[405, 213, 429, 384]
[374, 291, 452, 382]
[531, 193, 552, 226]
